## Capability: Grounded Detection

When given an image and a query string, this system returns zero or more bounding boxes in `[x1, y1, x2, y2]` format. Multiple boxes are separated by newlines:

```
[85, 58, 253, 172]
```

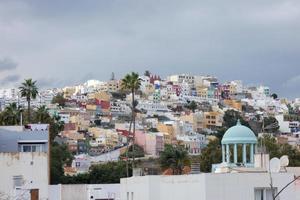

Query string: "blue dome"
[221, 120, 257, 145]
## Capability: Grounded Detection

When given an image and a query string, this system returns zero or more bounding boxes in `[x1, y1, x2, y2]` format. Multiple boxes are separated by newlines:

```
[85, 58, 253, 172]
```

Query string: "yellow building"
[63, 87, 76, 98]
[70, 115, 90, 131]
[180, 112, 204, 132]
[157, 123, 175, 137]
[229, 84, 237, 95]
[86, 104, 97, 111]
[94, 91, 111, 101]
[107, 80, 120, 92]
[204, 111, 223, 129]
[223, 99, 242, 111]
[196, 86, 208, 98]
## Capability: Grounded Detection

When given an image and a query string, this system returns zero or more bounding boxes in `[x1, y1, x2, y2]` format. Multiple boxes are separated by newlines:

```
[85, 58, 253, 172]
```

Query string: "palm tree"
[2, 103, 20, 125]
[19, 79, 38, 123]
[121, 72, 141, 170]
[35, 105, 50, 123]
[160, 144, 190, 175]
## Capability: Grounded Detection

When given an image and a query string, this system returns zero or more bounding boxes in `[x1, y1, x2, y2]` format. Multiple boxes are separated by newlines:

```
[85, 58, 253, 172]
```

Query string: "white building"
[167, 74, 195, 86]
[136, 101, 170, 114]
[0, 126, 49, 200]
[120, 172, 299, 200]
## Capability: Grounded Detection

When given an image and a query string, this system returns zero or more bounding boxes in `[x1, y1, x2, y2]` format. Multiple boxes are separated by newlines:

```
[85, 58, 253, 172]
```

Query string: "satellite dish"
[270, 157, 280, 173]
[280, 155, 289, 167]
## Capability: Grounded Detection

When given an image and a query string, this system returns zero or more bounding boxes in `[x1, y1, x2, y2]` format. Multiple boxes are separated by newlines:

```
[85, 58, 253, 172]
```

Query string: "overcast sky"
[0, 0, 299, 98]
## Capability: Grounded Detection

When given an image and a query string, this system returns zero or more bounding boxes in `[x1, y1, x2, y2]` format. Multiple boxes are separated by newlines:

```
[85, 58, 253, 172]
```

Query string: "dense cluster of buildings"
[1, 72, 300, 199]
[1, 73, 300, 172]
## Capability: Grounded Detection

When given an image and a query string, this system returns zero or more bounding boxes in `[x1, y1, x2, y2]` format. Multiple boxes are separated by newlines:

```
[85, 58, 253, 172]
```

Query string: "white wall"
[49, 184, 120, 200]
[0, 152, 49, 200]
[121, 173, 299, 200]
[275, 114, 290, 133]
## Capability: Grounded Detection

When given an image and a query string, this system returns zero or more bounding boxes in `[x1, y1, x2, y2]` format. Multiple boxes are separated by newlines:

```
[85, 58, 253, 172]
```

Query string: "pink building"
[135, 130, 146, 150]
[135, 131, 164, 156]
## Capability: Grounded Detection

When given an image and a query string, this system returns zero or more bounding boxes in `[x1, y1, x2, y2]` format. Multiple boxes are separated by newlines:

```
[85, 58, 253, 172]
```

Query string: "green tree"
[121, 144, 145, 158]
[215, 109, 252, 139]
[223, 109, 250, 128]
[51, 93, 67, 107]
[34, 105, 51, 123]
[0, 103, 20, 125]
[263, 117, 279, 133]
[89, 161, 130, 183]
[49, 115, 65, 143]
[50, 143, 73, 184]
[60, 173, 90, 184]
[121, 72, 141, 168]
[160, 144, 190, 175]
[198, 139, 222, 172]
[185, 101, 197, 113]
[19, 79, 38, 123]
[258, 134, 300, 166]
[60, 161, 131, 184]
[271, 93, 278, 99]
[144, 70, 151, 77]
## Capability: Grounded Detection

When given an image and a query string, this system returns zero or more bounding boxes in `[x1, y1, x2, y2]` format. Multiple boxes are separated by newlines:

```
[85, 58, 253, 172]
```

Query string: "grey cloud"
[0, 57, 17, 72]
[0, 0, 299, 98]
[0, 74, 20, 85]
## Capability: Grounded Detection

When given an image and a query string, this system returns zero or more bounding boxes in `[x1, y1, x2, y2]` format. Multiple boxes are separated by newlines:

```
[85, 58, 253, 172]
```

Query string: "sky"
[0, 0, 299, 98]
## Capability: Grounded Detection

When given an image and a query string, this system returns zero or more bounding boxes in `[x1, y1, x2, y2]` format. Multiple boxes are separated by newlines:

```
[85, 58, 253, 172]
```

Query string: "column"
[242, 144, 247, 164]
[234, 144, 237, 163]
[222, 145, 225, 163]
[250, 144, 254, 163]
[226, 144, 230, 163]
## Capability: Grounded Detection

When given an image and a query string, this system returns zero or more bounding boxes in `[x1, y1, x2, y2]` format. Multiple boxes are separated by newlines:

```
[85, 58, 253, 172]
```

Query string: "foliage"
[198, 139, 222, 172]
[60, 161, 131, 184]
[271, 93, 278, 99]
[51, 93, 67, 107]
[49, 115, 65, 143]
[50, 143, 74, 184]
[34, 105, 51, 123]
[185, 100, 197, 112]
[121, 144, 145, 158]
[19, 79, 38, 123]
[263, 116, 279, 133]
[159, 144, 190, 175]
[213, 109, 252, 139]
[0, 103, 21, 125]
[223, 109, 250, 129]
[121, 72, 141, 94]
[60, 173, 90, 184]
[144, 70, 151, 77]
[258, 134, 300, 166]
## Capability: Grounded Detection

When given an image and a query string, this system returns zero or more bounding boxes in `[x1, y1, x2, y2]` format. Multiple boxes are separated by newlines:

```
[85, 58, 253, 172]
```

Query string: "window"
[75, 162, 80, 167]
[13, 175, 23, 188]
[20, 144, 43, 152]
[255, 188, 277, 200]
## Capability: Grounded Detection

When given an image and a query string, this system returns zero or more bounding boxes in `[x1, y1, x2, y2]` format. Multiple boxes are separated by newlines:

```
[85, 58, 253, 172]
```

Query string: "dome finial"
[237, 119, 241, 125]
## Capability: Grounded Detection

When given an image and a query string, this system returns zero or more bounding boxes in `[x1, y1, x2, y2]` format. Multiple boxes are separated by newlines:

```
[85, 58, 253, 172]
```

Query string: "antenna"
[111, 72, 115, 80]
[269, 158, 281, 173]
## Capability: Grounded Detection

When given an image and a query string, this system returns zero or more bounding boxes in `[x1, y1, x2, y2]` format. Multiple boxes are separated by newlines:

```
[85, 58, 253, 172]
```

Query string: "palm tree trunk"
[126, 119, 132, 177]
[27, 99, 31, 123]
[131, 89, 136, 171]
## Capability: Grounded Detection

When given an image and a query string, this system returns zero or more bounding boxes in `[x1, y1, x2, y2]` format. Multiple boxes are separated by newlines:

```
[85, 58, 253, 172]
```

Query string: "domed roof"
[221, 120, 257, 145]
